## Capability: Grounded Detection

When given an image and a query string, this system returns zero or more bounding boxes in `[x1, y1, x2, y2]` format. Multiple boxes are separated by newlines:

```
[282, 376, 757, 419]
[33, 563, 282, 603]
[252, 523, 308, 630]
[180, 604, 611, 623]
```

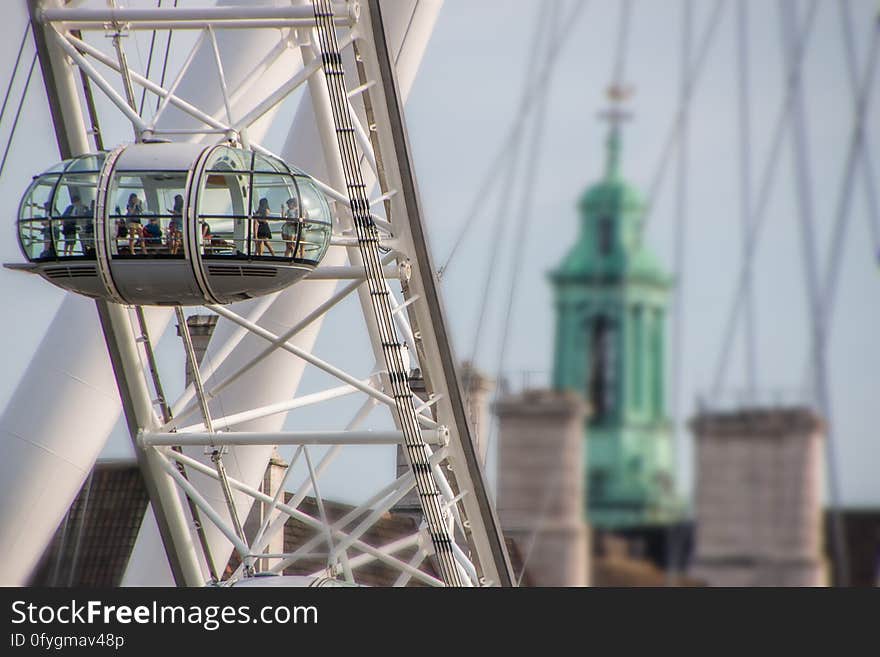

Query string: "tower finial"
[599, 84, 633, 180]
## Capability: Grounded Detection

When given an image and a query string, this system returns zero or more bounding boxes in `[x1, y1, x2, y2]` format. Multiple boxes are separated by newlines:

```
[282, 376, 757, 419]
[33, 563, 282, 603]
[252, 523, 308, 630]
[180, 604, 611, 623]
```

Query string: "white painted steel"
[163, 446, 446, 587]
[0, 0, 322, 586]
[122, 0, 443, 585]
[174, 382, 364, 433]
[2, 0, 449, 587]
[305, 264, 402, 280]
[140, 430, 444, 446]
[38, 3, 356, 27]
[0, 1, 154, 586]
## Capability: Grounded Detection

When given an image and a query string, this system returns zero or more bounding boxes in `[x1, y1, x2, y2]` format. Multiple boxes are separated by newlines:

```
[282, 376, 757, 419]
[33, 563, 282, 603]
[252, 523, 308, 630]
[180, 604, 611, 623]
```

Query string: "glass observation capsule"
[11, 143, 333, 305]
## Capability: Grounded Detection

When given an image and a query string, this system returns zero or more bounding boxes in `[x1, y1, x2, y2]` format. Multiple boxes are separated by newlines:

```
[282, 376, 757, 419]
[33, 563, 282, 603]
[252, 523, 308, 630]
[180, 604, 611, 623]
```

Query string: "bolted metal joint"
[397, 259, 412, 282]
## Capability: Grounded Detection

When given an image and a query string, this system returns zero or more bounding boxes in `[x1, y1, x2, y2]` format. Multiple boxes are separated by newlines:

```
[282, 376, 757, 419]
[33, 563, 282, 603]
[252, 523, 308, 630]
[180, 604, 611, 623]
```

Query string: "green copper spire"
[549, 94, 680, 530]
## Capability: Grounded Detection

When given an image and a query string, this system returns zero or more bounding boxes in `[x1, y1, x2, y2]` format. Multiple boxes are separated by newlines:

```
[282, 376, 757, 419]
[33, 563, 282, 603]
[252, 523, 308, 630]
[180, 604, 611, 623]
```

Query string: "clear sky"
[0, 0, 878, 507]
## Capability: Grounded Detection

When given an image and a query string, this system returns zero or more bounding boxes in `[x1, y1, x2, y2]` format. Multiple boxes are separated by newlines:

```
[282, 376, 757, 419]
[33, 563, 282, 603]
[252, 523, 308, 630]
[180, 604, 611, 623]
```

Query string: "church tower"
[550, 93, 679, 531]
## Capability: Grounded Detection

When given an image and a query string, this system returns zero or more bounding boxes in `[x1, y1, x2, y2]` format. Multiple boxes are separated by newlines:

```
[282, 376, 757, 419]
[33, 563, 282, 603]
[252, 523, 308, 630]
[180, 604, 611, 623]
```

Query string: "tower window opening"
[588, 315, 615, 422]
[598, 215, 613, 255]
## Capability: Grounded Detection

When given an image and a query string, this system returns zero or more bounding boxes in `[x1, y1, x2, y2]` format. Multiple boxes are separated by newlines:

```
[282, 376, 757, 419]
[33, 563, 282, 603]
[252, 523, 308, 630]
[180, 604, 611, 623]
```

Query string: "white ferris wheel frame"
[28, 0, 514, 588]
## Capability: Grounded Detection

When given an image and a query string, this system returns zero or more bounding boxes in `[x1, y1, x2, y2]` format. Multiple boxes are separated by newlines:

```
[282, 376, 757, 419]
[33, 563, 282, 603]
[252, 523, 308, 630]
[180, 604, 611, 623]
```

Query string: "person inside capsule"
[125, 193, 145, 254]
[39, 218, 58, 259]
[167, 194, 183, 255]
[253, 197, 275, 257]
[143, 217, 163, 253]
[61, 194, 88, 256]
[282, 196, 303, 259]
[80, 200, 96, 257]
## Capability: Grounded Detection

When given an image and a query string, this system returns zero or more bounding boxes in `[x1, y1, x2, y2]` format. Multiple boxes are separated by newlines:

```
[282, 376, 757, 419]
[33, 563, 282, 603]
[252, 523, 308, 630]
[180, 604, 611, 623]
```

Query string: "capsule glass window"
[17, 153, 105, 262]
[293, 177, 332, 263]
[200, 147, 251, 257]
[196, 146, 333, 263]
[19, 176, 59, 260]
[108, 171, 187, 257]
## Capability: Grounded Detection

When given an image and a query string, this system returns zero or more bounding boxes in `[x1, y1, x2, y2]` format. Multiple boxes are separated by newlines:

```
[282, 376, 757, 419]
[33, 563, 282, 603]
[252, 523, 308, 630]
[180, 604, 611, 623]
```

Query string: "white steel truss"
[28, 0, 514, 587]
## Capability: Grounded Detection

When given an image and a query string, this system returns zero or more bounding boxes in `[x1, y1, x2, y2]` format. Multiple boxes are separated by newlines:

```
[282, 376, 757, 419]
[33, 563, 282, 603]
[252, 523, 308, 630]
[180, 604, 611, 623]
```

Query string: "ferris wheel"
[0, 0, 514, 587]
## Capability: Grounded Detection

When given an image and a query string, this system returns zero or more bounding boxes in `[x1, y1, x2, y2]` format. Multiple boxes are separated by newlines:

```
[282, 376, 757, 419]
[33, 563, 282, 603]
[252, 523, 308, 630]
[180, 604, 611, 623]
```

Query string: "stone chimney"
[495, 389, 590, 586]
[689, 407, 828, 586]
[243, 448, 289, 573]
[175, 314, 218, 386]
[459, 361, 494, 466]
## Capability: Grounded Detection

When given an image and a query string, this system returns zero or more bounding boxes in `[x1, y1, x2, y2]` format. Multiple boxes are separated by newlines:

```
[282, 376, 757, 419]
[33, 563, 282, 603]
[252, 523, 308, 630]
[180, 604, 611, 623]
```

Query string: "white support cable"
[231, 32, 355, 134]
[493, 0, 559, 398]
[272, 453, 443, 575]
[63, 31, 232, 135]
[38, 4, 356, 28]
[141, 429, 443, 446]
[469, 3, 557, 369]
[304, 264, 401, 279]
[347, 79, 376, 98]
[710, 0, 819, 394]
[153, 0, 179, 113]
[154, 449, 251, 560]
[49, 19, 350, 31]
[50, 27, 149, 134]
[413, 392, 441, 415]
[107, 0, 139, 123]
[308, 174, 395, 233]
[346, 96, 378, 174]
[438, 0, 589, 279]
[839, 0, 880, 259]
[386, 282, 418, 357]
[450, 539, 478, 587]
[249, 445, 302, 569]
[283, 400, 376, 508]
[820, 5, 880, 326]
[637, 0, 726, 242]
[611, 0, 633, 90]
[326, 475, 419, 563]
[135, 0, 162, 119]
[310, 0, 465, 585]
[665, 0, 693, 584]
[390, 293, 420, 316]
[175, 382, 363, 434]
[0, 23, 31, 133]
[164, 446, 444, 586]
[237, 397, 379, 572]
[309, 532, 422, 579]
[206, 302, 439, 428]
[778, 0, 849, 586]
[221, 34, 290, 118]
[122, 308, 163, 428]
[171, 276, 370, 423]
[166, 293, 278, 424]
[175, 306, 250, 570]
[0, 52, 36, 178]
[302, 446, 344, 576]
[737, 0, 758, 396]
[392, 549, 426, 587]
[369, 189, 397, 207]
[206, 26, 238, 144]
[429, 458, 465, 541]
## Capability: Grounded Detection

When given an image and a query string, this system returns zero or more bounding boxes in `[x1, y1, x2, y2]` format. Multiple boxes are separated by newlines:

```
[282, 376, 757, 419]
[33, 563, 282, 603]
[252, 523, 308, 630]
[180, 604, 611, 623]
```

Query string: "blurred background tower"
[689, 407, 828, 586]
[550, 101, 680, 542]
[460, 362, 494, 466]
[495, 390, 590, 586]
[242, 448, 288, 574]
[175, 315, 218, 388]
